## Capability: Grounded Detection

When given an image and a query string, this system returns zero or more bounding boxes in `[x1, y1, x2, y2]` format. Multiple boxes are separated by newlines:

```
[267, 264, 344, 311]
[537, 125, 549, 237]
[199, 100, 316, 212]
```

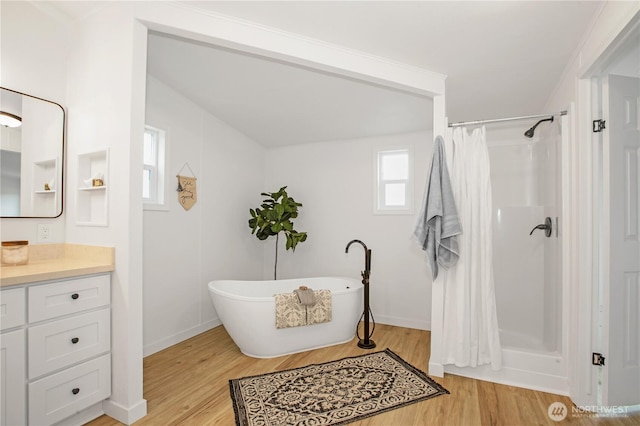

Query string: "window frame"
[143, 125, 168, 211]
[373, 145, 414, 215]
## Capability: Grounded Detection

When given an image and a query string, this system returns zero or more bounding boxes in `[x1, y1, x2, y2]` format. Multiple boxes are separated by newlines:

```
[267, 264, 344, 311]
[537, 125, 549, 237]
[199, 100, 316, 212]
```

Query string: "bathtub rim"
[207, 276, 363, 303]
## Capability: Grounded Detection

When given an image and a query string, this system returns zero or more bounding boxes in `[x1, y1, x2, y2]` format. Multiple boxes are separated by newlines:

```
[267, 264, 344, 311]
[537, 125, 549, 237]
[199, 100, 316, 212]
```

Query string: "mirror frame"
[1, 87, 65, 218]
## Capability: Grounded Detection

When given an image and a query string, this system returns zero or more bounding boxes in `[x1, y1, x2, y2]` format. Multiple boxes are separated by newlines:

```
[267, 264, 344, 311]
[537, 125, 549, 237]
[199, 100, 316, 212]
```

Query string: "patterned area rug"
[229, 348, 449, 425]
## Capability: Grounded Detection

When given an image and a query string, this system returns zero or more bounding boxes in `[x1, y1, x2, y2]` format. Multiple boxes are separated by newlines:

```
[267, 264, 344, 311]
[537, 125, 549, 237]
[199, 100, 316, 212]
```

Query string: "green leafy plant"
[248, 186, 307, 279]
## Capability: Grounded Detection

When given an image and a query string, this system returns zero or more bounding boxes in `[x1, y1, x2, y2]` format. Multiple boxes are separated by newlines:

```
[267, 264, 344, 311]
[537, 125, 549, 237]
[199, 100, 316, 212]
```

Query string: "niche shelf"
[76, 149, 109, 226]
[32, 158, 58, 216]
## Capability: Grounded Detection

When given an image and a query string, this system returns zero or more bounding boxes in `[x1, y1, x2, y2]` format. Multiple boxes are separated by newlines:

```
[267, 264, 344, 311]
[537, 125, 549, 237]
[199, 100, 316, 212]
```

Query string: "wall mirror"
[1, 87, 65, 218]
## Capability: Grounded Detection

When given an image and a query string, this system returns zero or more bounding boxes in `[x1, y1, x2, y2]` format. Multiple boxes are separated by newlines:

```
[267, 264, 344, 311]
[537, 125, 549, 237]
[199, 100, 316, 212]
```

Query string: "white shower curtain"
[441, 126, 502, 370]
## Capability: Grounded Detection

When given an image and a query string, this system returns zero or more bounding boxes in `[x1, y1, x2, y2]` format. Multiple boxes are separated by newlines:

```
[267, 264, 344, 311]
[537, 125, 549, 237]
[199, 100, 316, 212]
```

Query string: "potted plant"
[248, 186, 307, 279]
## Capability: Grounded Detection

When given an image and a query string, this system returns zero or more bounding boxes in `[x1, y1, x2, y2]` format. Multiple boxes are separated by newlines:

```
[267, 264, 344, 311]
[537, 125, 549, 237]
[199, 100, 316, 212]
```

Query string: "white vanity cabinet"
[0, 273, 111, 426]
[1, 288, 27, 426]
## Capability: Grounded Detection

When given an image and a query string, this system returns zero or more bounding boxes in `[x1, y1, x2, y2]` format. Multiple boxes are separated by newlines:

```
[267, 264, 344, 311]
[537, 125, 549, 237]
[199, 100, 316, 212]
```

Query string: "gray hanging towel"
[414, 135, 461, 280]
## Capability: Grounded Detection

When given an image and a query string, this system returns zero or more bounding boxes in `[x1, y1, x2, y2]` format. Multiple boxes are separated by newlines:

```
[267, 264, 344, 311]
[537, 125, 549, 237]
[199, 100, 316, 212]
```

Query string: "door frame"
[572, 12, 640, 409]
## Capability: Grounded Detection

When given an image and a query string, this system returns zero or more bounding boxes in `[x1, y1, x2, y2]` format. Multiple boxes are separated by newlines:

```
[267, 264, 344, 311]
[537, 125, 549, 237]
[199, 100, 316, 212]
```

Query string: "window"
[374, 147, 413, 214]
[143, 125, 166, 208]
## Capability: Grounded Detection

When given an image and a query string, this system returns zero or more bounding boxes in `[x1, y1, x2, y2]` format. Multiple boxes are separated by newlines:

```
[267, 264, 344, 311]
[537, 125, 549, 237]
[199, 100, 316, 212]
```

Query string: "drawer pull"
[72, 387, 80, 395]
[71, 293, 79, 300]
[71, 337, 80, 344]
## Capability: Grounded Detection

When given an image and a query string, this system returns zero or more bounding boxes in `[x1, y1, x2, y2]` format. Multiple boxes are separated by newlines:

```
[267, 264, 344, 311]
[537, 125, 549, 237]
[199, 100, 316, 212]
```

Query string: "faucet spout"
[345, 239, 372, 277]
[345, 239, 367, 253]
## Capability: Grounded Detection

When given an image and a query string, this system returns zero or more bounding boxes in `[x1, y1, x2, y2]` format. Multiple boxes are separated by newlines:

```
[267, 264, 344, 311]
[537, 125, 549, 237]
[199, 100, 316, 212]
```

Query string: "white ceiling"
[146, 32, 433, 146]
[51, 1, 603, 147]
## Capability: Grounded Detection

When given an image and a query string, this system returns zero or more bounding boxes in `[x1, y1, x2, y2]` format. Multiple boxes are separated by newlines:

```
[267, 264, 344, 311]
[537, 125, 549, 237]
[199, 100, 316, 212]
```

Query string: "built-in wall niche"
[76, 149, 109, 226]
[32, 158, 59, 217]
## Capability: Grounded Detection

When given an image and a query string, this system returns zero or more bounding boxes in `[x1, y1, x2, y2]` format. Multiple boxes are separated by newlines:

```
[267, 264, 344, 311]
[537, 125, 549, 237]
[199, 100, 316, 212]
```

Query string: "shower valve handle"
[529, 217, 553, 238]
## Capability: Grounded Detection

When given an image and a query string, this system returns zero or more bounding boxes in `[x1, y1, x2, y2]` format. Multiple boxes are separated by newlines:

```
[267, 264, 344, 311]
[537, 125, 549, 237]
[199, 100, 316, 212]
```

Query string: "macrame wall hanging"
[176, 163, 197, 211]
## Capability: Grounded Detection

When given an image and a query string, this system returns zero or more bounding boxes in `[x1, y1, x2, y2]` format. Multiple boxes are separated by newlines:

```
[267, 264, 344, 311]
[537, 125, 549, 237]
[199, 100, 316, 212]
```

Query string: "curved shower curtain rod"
[448, 110, 567, 128]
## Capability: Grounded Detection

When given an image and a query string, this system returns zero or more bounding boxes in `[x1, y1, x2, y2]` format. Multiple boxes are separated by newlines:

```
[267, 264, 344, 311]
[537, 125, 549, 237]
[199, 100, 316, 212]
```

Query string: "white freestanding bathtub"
[208, 277, 363, 358]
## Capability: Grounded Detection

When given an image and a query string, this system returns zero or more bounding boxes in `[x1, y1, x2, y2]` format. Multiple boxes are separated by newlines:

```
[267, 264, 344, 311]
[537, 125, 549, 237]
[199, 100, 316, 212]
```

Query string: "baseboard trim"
[102, 398, 147, 425]
[374, 314, 430, 331]
[429, 362, 445, 377]
[143, 318, 221, 357]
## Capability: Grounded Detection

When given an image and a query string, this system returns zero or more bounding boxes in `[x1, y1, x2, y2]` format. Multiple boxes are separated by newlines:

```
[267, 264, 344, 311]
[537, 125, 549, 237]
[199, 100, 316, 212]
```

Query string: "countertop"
[1, 243, 115, 287]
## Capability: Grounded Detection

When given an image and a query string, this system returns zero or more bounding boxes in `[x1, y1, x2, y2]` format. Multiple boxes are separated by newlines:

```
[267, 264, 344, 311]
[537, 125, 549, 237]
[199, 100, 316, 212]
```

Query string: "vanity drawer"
[0, 287, 25, 330]
[28, 354, 111, 426]
[28, 274, 110, 323]
[1, 329, 26, 426]
[28, 308, 110, 379]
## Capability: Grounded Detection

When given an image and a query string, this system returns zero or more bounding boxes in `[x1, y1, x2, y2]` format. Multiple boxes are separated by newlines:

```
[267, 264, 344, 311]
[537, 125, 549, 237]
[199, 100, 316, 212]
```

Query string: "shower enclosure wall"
[443, 116, 568, 394]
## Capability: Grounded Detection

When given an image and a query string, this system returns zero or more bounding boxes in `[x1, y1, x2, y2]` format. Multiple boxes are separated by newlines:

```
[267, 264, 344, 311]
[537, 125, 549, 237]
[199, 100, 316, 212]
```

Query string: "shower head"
[524, 116, 554, 138]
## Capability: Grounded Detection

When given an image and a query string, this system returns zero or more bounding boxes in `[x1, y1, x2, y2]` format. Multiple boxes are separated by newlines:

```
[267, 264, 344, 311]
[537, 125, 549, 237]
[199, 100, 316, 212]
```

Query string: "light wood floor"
[87, 324, 639, 426]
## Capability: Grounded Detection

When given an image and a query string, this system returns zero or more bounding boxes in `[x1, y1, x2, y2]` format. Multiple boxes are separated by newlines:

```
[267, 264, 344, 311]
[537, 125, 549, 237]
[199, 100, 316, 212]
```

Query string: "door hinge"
[593, 119, 606, 133]
[592, 352, 606, 366]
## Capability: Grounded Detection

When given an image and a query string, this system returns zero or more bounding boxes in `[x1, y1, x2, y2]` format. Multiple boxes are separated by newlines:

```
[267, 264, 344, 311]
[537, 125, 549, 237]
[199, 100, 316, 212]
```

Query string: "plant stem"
[274, 233, 279, 280]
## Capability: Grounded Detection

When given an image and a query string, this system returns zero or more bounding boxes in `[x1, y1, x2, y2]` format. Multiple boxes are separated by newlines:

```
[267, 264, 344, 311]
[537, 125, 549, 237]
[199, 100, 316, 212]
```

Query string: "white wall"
[264, 131, 433, 330]
[64, 3, 148, 423]
[0, 0, 68, 241]
[143, 76, 265, 356]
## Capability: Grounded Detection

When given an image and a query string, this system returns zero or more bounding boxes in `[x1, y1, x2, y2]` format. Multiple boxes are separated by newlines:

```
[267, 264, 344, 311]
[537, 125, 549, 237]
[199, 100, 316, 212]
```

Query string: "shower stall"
[441, 114, 569, 394]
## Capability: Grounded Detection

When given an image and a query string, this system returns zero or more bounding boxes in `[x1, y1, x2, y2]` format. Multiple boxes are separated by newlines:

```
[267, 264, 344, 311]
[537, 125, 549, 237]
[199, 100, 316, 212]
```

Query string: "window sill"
[373, 208, 414, 216]
[143, 203, 169, 212]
